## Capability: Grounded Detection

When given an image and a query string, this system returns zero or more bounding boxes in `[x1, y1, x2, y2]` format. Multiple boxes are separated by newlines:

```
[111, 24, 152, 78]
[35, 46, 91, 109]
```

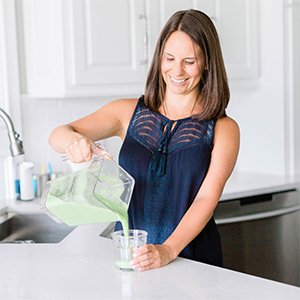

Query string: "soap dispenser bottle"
[19, 161, 35, 200]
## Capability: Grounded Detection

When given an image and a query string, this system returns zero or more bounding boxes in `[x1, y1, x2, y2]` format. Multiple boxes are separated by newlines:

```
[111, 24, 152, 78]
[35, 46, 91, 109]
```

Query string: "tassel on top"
[150, 120, 181, 176]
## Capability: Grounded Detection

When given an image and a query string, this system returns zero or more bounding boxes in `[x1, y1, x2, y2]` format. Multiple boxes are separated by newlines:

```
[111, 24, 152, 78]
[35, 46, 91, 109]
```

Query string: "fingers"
[65, 138, 94, 163]
[130, 244, 169, 271]
[65, 139, 113, 163]
[92, 144, 113, 159]
[130, 245, 155, 271]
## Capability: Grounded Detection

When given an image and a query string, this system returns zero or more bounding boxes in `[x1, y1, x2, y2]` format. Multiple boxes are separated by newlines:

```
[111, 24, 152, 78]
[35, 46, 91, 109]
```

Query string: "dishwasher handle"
[215, 205, 300, 225]
[240, 193, 272, 206]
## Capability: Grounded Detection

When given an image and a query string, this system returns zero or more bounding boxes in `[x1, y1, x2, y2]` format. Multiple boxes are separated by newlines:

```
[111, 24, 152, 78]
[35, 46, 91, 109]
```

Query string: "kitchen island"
[1, 222, 300, 300]
[220, 170, 300, 201]
[0, 171, 300, 299]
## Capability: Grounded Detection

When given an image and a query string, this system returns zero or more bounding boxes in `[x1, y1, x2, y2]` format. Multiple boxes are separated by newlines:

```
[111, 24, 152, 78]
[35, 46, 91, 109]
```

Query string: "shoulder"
[213, 116, 240, 155]
[215, 116, 240, 140]
[104, 98, 139, 112]
[102, 98, 139, 120]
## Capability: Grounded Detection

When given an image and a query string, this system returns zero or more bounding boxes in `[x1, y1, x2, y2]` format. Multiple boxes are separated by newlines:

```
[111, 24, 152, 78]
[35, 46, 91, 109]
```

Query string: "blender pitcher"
[39, 145, 135, 227]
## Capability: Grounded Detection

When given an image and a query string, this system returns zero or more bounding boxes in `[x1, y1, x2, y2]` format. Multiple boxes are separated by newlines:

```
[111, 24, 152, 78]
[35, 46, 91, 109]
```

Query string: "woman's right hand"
[65, 138, 109, 163]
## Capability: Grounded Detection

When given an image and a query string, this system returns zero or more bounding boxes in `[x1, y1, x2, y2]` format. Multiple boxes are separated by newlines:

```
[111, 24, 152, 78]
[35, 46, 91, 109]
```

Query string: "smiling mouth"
[169, 76, 187, 84]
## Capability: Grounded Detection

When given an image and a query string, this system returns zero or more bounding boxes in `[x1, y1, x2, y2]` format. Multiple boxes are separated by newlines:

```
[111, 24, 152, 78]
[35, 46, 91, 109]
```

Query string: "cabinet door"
[150, 0, 215, 26]
[148, 0, 259, 80]
[217, 0, 259, 79]
[65, 0, 148, 92]
[20, 0, 66, 97]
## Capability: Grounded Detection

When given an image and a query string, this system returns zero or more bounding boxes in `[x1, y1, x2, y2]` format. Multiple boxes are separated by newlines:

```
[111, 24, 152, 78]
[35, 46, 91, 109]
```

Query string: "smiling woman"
[144, 9, 230, 122]
[49, 9, 239, 272]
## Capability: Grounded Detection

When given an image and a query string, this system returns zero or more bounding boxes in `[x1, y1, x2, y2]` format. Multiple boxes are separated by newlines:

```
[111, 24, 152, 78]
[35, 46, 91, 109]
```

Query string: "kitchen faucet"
[0, 108, 24, 156]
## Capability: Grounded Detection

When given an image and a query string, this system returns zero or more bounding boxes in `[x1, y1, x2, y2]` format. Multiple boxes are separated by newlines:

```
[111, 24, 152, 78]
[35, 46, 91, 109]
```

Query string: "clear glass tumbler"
[111, 229, 148, 271]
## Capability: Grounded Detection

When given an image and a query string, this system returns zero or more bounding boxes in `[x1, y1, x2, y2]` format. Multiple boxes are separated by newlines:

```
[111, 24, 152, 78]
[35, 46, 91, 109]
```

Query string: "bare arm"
[49, 98, 138, 162]
[130, 116, 240, 271]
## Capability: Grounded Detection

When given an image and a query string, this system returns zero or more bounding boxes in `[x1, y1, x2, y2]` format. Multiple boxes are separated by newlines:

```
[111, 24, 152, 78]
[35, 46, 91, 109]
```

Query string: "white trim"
[0, 0, 24, 200]
[283, 0, 295, 176]
[215, 205, 300, 225]
[0, 0, 10, 113]
[0, 0, 22, 132]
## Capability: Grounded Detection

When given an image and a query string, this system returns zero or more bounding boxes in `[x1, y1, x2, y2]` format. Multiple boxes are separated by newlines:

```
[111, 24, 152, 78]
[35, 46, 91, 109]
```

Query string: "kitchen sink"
[0, 213, 76, 244]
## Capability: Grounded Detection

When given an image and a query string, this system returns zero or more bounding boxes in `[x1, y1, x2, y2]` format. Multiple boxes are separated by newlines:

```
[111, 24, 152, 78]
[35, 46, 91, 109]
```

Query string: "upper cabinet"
[18, 0, 259, 98]
[217, 0, 259, 79]
[19, 0, 148, 97]
[64, 0, 148, 97]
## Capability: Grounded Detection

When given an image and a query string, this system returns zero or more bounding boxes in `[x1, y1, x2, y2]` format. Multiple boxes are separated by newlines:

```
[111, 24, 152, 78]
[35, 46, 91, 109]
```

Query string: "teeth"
[171, 77, 186, 83]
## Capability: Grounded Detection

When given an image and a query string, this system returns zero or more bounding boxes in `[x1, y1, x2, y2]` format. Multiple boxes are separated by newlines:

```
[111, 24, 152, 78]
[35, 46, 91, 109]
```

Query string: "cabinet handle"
[215, 205, 300, 225]
[138, 14, 148, 65]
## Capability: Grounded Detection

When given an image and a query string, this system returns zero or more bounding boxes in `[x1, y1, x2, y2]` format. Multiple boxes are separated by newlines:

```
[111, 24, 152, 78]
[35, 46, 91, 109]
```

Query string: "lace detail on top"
[129, 100, 215, 155]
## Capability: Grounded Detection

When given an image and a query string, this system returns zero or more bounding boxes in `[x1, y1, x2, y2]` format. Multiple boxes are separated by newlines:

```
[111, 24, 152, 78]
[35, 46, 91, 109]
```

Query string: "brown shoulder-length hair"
[142, 9, 230, 121]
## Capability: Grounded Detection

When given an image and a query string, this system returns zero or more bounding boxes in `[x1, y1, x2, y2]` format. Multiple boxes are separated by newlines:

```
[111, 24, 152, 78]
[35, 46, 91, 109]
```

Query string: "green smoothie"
[115, 260, 132, 270]
[45, 167, 130, 238]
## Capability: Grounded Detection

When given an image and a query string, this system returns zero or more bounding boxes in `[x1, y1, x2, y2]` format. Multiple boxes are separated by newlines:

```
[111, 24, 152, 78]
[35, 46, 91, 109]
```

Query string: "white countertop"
[1, 223, 300, 300]
[0, 171, 300, 299]
[220, 171, 300, 201]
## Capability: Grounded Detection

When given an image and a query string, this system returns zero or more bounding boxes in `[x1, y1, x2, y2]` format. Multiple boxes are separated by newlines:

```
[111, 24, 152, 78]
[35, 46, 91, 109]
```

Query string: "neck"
[161, 93, 201, 120]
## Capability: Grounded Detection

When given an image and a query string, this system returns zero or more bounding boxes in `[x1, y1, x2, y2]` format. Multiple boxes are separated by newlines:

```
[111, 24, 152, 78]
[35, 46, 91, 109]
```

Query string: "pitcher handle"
[61, 141, 106, 162]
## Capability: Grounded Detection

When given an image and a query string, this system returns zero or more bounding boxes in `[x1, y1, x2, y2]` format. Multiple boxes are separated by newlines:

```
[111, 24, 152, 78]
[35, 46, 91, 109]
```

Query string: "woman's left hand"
[130, 244, 175, 271]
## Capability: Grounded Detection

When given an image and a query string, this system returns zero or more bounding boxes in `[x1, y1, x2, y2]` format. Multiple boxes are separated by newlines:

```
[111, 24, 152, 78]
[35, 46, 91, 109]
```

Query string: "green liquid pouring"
[45, 167, 130, 239]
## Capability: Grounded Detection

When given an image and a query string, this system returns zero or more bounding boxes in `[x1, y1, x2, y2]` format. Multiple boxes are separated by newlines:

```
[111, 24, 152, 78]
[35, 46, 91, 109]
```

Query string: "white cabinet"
[19, 0, 259, 98]
[217, 0, 259, 79]
[20, 0, 148, 97]
[64, 0, 148, 96]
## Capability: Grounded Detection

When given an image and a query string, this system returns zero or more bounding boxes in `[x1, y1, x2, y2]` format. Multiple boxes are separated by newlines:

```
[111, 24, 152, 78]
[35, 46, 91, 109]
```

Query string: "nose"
[173, 61, 184, 76]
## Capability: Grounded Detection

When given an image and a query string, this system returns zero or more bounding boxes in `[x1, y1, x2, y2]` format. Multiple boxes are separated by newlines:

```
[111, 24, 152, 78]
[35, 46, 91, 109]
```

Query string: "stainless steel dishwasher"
[214, 189, 300, 287]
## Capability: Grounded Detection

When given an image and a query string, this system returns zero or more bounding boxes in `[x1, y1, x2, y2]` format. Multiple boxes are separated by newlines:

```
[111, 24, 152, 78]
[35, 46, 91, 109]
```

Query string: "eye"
[185, 60, 195, 65]
[166, 57, 174, 61]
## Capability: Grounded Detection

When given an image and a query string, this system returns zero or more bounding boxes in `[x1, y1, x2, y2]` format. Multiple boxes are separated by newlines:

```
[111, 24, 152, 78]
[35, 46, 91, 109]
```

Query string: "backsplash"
[19, 95, 123, 177]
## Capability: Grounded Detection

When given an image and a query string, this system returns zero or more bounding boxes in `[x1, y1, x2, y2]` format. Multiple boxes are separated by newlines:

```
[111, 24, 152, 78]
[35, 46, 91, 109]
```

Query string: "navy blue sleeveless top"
[116, 98, 223, 267]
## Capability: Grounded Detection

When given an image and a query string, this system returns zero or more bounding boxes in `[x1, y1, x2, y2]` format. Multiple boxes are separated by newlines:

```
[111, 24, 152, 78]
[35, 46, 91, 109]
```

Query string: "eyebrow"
[164, 52, 196, 60]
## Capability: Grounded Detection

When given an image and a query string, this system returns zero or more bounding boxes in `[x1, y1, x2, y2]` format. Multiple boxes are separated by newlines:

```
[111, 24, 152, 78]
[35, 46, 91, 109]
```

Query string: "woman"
[49, 9, 240, 271]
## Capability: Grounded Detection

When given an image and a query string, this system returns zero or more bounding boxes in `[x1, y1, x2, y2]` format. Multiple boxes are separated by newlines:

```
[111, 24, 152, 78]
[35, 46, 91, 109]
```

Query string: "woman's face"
[161, 31, 206, 99]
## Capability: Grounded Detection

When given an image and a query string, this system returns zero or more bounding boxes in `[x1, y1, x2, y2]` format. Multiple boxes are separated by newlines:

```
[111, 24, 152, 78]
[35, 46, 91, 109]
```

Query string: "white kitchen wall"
[20, 95, 123, 177]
